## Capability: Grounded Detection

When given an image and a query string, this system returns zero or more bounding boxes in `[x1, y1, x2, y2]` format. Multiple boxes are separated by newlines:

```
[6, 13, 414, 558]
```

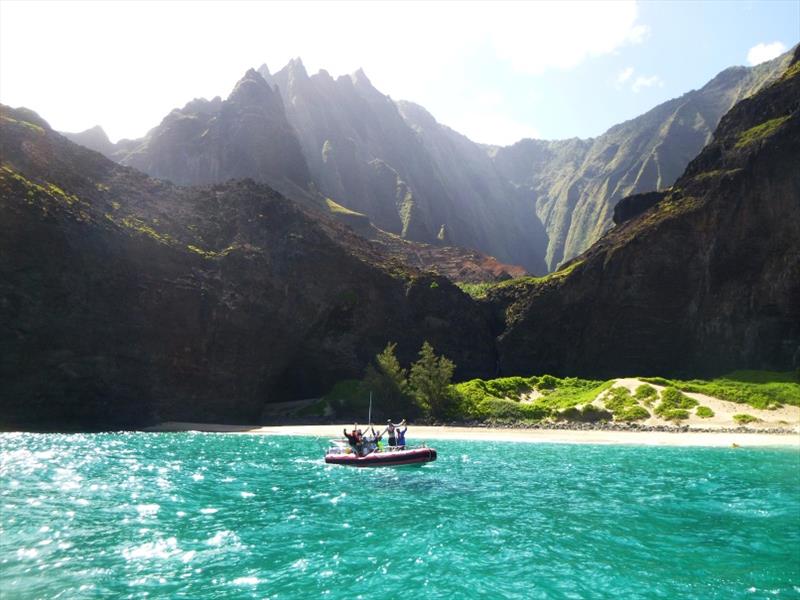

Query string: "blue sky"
[482, 0, 800, 140]
[1, 1, 798, 144]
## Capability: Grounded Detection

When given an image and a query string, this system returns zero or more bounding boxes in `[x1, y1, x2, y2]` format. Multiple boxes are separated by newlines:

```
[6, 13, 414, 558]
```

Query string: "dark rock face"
[491, 53, 800, 378]
[490, 51, 793, 270]
[0, 105, 496, 430]
[613, 191, 665, 225]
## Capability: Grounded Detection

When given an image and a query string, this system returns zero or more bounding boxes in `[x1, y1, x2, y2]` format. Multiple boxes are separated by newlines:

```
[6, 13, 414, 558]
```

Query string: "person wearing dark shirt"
[343, 425, 364, 456]
[396, 425, 408, 448]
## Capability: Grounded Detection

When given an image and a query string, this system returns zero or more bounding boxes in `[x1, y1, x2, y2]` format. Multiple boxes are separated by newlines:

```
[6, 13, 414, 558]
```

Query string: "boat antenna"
[368, 391, 373, 427]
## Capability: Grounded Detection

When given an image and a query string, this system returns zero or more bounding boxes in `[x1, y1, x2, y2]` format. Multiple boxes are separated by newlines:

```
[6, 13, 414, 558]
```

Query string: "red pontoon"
[325, 440, 437, 467]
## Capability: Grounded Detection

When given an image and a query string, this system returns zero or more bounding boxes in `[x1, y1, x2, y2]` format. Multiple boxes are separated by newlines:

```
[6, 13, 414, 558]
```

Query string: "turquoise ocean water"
[1, 432, 798, 599]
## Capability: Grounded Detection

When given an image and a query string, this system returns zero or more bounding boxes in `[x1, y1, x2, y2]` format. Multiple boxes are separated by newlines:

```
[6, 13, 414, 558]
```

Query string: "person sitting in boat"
[343, 425, 364, 456]
[362, 427, 383, 454]
[396, 424, 408, 448]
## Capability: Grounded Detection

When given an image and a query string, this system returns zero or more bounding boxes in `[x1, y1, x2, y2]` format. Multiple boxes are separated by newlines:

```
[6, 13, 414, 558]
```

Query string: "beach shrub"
[537, 374, 558, 390]
[733, 413, 761, 425]
[615, 405, 650, 422]
[484, 376, 534, 398]
[660, 409, 690, 422]
[634, 384, 658, 406]
[535, 379, 612, 410]
[695, 406, 714, 418]
[481, 398, 550, 423]
[603, 386, 634, 412]
[557, 404, 613, 422]
[654, 387, 698, 421]
[602, 386, 651, 421]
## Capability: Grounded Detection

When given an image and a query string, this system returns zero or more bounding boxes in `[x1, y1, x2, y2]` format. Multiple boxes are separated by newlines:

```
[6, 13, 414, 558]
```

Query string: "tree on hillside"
[409, 341, 456, 420]
[363, 342, 411, 416]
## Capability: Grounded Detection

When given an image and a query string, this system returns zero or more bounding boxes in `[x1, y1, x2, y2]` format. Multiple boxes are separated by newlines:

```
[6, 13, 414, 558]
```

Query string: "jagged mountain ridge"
[0, 104, 496, 429]
[490, 50, 794, 270]
[64, 51, 793, 275]
[489, 49, 800, 377]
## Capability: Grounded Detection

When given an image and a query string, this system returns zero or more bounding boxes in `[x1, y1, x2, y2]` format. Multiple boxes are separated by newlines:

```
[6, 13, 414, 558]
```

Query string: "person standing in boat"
[383, 419, 406, 448]
[396, 423, 408, 448]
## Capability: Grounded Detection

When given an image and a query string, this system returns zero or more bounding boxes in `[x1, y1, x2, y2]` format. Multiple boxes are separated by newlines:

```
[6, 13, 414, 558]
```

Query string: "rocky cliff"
[0, 105, 496, 429]
[490, 51, 800, 377]
[490, 51, 793, 270]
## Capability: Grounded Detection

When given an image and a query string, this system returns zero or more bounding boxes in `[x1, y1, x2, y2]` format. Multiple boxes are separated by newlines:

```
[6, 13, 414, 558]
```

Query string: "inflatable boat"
[325, 440, 437, 467]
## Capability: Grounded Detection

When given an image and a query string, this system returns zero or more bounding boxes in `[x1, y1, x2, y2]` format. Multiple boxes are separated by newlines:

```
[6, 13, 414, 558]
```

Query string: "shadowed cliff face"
[0, 106, 496, 429]
[490, 52, 800, 378]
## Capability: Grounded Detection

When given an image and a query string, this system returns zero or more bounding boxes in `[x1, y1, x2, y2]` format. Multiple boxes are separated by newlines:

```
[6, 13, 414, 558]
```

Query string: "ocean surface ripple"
[1, 433, 798, 599]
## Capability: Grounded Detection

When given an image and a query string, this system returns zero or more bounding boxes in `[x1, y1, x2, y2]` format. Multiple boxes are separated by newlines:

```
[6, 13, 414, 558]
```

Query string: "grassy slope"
[639, 371, 799, 409]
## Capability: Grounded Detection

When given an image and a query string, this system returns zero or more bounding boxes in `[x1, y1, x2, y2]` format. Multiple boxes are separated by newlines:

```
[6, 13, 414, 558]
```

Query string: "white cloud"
[617, 67, 635, 84]
[0, 0, 649, 142]
[631, 75, 664, 93]
[444, 111, 542, 146]
[746, 41, 787, 66]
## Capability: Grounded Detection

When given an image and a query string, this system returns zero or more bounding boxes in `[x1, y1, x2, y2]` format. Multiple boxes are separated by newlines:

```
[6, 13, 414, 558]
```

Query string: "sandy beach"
[144, 422, 800, 448]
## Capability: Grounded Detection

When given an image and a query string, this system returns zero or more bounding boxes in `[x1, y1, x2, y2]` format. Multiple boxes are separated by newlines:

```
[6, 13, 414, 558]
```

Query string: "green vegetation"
[654, 387, 698, 421]
[495, 260, 585, 291]
[602, 386, 651, 421]
[695, 406, 714, 418]
[450, 375, 610, 423]
[325, 197, 364, 217]
[0, 166, 89, 222]
[363, 342, 412, 416]
[530, 379, 612, 410]
[456, 261, 585, 299]
[117, 215, 177, 245]
[328, 366, 795, 426]
[616, 405, 651, 421]
[0, 114, 45, 134]
[733, 414, 761, 425]
[781, 61, 800, 81]
[186, 244, 238, 259]
[734, 115, 791, 149]
[455, 282, 493, 299]
[409, 342, 456, 419]
[634, 384, 658, 406]
[660, 409, 690, 422]
[640, 371, 799, 409]
[691, 168, 742, 182]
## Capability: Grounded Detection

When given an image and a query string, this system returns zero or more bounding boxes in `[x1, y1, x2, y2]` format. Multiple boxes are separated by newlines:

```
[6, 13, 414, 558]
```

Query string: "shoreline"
[142, 422, 800, 448]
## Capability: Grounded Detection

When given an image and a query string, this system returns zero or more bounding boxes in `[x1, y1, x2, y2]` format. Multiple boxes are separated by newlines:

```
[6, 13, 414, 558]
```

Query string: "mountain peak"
[287, 57, 308, 77]
[257, 63, 276, 89]
[350, 67, 373, 88]
[228, 68, 276, 104]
